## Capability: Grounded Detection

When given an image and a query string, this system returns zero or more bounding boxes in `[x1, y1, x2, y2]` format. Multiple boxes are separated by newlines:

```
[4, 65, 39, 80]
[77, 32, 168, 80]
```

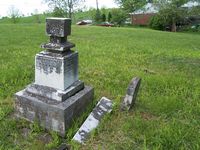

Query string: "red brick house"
[130, 3, 158, 25]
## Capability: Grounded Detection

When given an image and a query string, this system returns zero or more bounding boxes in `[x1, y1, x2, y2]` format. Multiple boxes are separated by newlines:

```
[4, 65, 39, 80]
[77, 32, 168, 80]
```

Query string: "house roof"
[130, 3, 159, 15]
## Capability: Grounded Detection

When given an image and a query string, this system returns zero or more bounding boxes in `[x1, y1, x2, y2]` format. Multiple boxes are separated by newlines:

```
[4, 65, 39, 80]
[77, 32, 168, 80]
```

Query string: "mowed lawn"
[0, 24, 200, 149]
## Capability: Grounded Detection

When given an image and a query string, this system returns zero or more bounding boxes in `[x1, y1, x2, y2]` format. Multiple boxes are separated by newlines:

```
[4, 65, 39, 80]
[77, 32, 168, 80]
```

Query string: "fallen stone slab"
[72, 97, 113, 144]
[121, 77, 141, 111]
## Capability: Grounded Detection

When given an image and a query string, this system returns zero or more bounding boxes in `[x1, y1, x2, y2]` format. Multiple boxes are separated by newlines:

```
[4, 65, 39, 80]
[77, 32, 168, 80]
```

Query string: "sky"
[0, 0, 118, 17]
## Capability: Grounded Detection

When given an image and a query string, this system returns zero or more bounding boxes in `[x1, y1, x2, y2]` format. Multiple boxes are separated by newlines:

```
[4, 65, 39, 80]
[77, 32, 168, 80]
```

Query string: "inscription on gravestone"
[15, 17, 94, 136]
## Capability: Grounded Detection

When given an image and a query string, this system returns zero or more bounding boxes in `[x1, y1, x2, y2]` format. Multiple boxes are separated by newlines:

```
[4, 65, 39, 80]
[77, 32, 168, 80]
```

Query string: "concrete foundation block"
[15, 85, 94, 136]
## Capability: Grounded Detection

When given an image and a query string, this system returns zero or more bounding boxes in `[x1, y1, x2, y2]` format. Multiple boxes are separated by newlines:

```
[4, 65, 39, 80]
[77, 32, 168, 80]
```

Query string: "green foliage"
[95, 9, 102, 23]
[88, 8, 96, 19]
[0, 24, 200, 149]
[180, 24, 200, 32]
[52, 7, 66, 17]
[111, 8, 127, 26]
[108, 12, 112, 22]
[152, 0, 200, 31]
[46, 131, 61, 149]
[115, 0, 147, 13]
[30, 121, 44, 134]
[101, 14, 106, 22]
[89, 8, 113, 23]
[44, 0, 85, 18]
[0, 8, 115, 24]
[189, 6, 200, 16]
[149, 14, 165, 30]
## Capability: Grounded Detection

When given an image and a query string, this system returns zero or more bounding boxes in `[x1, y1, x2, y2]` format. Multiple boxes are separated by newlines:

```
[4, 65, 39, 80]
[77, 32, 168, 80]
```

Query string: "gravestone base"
[26, 80, 84, 102]
[15, 85, 94, 136]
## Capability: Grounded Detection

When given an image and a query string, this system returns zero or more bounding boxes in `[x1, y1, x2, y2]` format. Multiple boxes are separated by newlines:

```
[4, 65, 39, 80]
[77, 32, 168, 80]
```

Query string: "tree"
[115, 0, 147, 13]
[52, 7, 66, 17]
[152, 0, 200, 32]
[88, 8, 96, 20]
[45, 0, 85, 18]
[7, 5, 20, 23]
[111, 8, 127, 26]
[101, 14, 106, 22]
[108, 12, 112, 22]
[189, 5, 200, 16]
[95, 8, 102, 22]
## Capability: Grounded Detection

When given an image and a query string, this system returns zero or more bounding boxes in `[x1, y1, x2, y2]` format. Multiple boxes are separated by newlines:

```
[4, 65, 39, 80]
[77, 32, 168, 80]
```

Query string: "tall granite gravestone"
[15, 18, 94, 136]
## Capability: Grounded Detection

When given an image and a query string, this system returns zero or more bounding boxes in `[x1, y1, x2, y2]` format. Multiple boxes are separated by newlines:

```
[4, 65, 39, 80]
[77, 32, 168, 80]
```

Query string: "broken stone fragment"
[72, 97, 113, 144]
[121, 77, 141, 111]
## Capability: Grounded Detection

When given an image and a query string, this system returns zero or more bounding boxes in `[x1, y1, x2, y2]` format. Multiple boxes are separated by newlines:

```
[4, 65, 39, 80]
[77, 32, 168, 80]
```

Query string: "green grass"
[0, 24, 200, 149]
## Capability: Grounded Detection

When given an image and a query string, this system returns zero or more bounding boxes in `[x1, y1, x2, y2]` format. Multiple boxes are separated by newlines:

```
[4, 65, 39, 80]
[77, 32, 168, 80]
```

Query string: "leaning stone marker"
[15, 18, 94, 136]
[72, 97, 113, 144]
[121, 77, 141, 111]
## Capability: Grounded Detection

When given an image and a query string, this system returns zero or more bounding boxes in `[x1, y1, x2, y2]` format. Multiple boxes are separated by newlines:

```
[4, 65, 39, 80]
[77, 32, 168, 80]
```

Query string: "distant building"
[130, 3, 158, 25]
[130, 1, 200, 26]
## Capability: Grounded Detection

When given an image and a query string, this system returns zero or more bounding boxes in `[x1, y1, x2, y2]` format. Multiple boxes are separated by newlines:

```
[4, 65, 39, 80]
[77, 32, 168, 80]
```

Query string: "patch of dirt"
[143, 68, 156, 75]
[140, 112, 157, 120]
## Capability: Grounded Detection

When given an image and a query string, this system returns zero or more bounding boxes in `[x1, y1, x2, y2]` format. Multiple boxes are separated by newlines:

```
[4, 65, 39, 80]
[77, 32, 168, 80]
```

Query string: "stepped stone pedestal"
[14, 18, 94, 136]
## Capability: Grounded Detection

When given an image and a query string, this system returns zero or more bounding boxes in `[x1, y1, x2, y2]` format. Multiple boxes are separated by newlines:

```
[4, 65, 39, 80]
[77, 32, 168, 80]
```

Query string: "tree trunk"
[67, 0, 72, 19]
[96, 0, 99, 10]
[68, 8, 72, 18]
[171, 20, 177, 32]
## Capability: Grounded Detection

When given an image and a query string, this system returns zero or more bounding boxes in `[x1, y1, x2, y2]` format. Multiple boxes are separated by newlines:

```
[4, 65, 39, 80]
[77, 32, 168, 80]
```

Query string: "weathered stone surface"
[46, 18, 71, 37]
[41, 41, 75, 52]
[14, 17, 94, 137]
[35, 51, 78, 91]
[42, 18, 74, 53]
[26, 80, 84, 102]
[121, 77, 141, 111]
[15, 86, 94, 136]
[72, 97, 113, 144]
